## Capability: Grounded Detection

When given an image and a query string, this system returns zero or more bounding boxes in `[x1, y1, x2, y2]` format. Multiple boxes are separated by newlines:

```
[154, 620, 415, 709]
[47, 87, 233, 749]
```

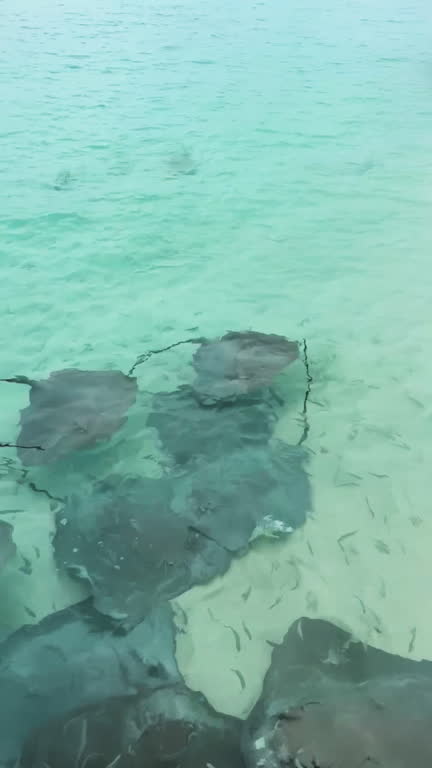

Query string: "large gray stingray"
[192, 331, 299, 404]
[0, 599, 179, 767]
[1, 369, 137, 465]
[21, 683, 244, 768]
[0, 520, 16, 572]
[148, 385, 277, 465]
[172, 443, 311, 552]
[53, 475, 231, 629]
[243, 617, 432, 768]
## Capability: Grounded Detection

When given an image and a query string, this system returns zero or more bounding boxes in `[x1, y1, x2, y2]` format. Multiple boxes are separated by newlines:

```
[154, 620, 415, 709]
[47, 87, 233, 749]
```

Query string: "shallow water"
[1, 0, 432, 751]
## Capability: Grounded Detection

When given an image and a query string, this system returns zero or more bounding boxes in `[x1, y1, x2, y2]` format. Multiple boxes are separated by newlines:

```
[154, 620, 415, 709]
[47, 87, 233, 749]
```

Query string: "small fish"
[393, 439, 410, 451]
[231, 668, 246, 690]
[374, 539, 390, 555]
[410, 516, 423, 528]
[407, 395, 424, 409]
[304, 446, 316, 455]
[33, 546, 41, 560]
[288, 560, 301, 590]
[369, 609, 383, 635]
[337, 530, 358, 544]
[408, 627, 416, 654]
[223, 624, 241, 652]
[365, 497, 375, 519]
[307, 541, 314, 556]
[337, 530, 358, 564]
[266, 639, 279, 648]
[242, 620, 252, 640]
[269, 596, 282, 610]
[241, 585, 252, 602]
[24, 605, 36, 618]
[354, 595, 366, 614]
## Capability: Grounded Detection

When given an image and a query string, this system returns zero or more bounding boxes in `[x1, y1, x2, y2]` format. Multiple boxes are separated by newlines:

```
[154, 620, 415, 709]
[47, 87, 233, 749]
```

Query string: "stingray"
[21, 683, 244, 768]
[1, 369, 137, 466]
[192, 331, 299, 405]
[53, 169, 72, 191]
[0, 520, 16, 572]
[166, 147, 197, 177]
[148, 385, 277, 465]
[53, 474, 231, 629]
[172, 443, 311, 552]
[0, 599, 179, 767]
[243, 617, 432, 768]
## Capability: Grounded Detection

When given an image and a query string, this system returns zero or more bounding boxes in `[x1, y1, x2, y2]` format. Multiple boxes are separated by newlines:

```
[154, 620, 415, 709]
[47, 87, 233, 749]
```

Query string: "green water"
[1, 0, 432, 745]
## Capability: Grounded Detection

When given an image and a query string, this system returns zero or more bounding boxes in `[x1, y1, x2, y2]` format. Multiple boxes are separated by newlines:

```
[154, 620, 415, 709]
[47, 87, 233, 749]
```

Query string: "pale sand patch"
[174, 353, 432, 719]
[0, 478, 88, 636]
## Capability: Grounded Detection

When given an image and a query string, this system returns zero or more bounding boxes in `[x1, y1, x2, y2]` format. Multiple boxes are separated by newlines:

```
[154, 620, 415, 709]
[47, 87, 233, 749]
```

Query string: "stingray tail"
[128, 336, 206, 376]
[0, 375, 35, 386]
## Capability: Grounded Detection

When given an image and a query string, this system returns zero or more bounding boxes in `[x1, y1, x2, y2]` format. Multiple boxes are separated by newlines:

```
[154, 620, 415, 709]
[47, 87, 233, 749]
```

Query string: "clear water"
[1, 0, 432, 758]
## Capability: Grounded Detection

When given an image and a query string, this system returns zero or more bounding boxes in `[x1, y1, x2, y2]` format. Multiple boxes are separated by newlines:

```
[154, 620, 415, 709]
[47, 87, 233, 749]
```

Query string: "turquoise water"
[2, 0, 432, 755]
[2, 0, 432, 382]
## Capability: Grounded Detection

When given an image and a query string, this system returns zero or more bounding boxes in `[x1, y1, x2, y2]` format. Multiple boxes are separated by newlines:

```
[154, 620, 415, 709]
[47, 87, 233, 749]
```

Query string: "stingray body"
[243, 617, 432, 768]
[248, 678, 432, 768]
[0, 600, 179, 767]
[53, 169, 72, 191]
[1, 369, 137, 466]
[0, 520, 16, 572]
[172, 443, 310, 552]
[21, 684, 244, 768]
[167, 147, 197, 177]
[148, 386, 276, 465]
[53, 475, 231, 628]
[192, 331, 299, 405]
